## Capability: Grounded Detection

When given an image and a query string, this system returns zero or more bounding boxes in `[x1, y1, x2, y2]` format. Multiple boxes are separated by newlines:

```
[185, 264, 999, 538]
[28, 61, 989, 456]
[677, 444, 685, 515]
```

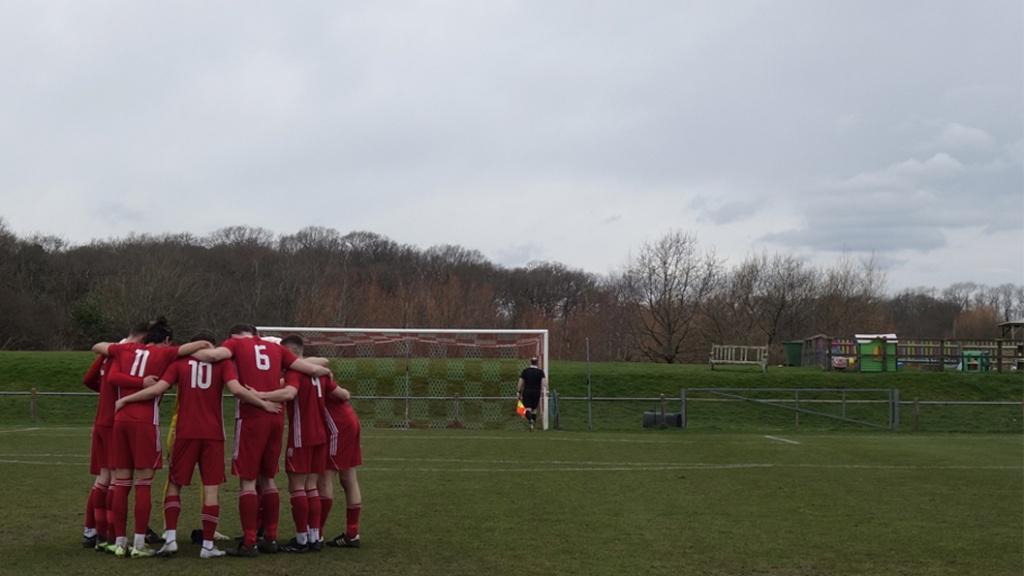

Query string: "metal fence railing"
[2, 390, 1021, 434]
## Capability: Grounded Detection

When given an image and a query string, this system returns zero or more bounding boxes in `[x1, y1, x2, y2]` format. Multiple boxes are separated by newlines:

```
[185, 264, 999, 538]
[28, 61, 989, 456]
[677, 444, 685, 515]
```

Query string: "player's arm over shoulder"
[288, 356, 331, 378]
[192, 345, 232, 362]
[92, 342, 115, 356]
[304, 356, 331, 368]
[176, 340, 212, 357]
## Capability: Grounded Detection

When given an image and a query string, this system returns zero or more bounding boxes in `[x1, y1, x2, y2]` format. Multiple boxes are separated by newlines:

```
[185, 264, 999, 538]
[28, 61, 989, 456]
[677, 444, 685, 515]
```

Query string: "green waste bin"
[783, 341, 803, 367]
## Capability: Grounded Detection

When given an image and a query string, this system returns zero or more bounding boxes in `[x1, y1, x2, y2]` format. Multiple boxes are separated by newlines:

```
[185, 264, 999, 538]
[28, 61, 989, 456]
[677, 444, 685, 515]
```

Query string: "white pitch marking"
[363, 457, 1019, 472]
[363, 433, 702, 445]
[0, 459, 80, 466]
[364, 463, 1019, 473]
[371, 457, 686, 466]
[0, 453, 88, 458]
[367, 465, 769, 473]
[764, 435, 800, 445]
[0, 427, 41, 434]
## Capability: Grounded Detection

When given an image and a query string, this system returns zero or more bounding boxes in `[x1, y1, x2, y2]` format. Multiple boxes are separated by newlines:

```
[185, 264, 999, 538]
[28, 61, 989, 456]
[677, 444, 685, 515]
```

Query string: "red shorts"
[170, 438, 226, 487]
[90, 424, 113, 475]
[111, 420, 162, 471]
[231, 417, 283, 480]
[286, 444, 326, 475]
[327, 409, 362, 471]
[326, 428, 362, 471]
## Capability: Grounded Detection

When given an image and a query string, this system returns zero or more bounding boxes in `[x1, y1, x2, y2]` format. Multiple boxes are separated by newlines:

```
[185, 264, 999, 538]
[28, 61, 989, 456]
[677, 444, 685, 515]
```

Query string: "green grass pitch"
[0, 425, 1020, 576]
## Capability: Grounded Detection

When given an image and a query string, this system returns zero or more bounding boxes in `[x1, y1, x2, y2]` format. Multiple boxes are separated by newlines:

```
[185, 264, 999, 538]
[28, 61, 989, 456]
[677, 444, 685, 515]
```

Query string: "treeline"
[1, 220, 1021, 362]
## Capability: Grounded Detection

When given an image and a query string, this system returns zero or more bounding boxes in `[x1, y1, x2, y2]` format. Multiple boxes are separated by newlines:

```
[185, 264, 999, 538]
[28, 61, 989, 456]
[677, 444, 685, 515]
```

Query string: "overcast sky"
[1, 1, 1021, 292]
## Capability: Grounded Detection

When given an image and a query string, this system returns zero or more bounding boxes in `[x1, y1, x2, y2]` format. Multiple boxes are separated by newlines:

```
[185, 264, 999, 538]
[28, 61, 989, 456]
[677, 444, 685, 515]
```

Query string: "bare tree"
[954, 307, 1000, 339]
[733, 252, 817, 347]
[621, 231, 721, 363]
[419, 245, 500, 328]
[886, 288, 959, 338]
[974, 283, 1022, 322]
[814, 251, 888, 336]
[202, 226, 281, 329]
[941, 282, 979, 314]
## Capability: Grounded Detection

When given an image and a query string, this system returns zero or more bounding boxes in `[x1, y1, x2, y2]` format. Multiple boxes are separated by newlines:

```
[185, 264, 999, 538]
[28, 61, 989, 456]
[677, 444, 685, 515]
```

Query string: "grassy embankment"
[0, 351, 1020, 432]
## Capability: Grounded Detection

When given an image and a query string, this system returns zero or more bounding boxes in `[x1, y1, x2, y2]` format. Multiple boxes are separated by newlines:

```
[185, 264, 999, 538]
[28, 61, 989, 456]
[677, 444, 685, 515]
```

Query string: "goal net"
[257, 327, 550, 431]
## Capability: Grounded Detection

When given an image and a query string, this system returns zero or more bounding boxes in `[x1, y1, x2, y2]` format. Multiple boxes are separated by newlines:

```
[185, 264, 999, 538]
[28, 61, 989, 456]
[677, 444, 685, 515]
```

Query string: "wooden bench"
[709, 344, 769, 372]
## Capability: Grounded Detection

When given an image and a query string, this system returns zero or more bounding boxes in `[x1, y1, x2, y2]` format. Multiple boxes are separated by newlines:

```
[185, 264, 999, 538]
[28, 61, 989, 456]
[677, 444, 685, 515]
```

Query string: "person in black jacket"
[516, 357, 547, 432]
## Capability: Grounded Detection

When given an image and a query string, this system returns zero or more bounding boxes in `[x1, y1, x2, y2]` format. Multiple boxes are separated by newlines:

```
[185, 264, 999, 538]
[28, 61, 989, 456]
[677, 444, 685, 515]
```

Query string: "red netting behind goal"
[278, 330, 545, 363]
[256, 328, 549, 430]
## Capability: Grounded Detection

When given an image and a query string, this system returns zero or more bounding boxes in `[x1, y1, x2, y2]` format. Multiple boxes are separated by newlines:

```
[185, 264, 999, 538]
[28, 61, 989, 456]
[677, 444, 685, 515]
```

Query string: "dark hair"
[227, 323, 256, 337]
[144, 316, 173, 344]
[530, 357, 539, 366]
[190, 330, 217, 345]
[129, 321, 150, 337]
[280, 334, 304, 351]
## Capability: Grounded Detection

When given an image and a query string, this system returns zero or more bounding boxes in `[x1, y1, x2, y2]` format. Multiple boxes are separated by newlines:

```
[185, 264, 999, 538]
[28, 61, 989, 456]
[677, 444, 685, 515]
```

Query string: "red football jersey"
[324, 391, 359, 436]
[83, 355, 104, 393]
[160, 357, 238, 441]
[86, 355, 118, 428]
[107, 342, 181, 425]
[284, 370, 337, 448]
[222, 336, 298, 420]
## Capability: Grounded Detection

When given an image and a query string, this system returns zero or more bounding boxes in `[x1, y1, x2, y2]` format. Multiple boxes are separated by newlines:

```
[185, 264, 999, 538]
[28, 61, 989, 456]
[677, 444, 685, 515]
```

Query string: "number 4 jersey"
[284, 370, 338, 449]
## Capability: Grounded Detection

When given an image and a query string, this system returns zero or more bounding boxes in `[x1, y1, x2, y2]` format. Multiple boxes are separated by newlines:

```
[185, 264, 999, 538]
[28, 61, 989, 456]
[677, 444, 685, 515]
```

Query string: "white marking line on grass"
[0, 453, 88, 458]
[0, 459, 80, 466]
[0, 427, 41, 434]
[367, 463, 1021, 473]
[363, 433, 702, 445]
[764, 435, 800, 445]
[371, 457, 692, 466]
[365, 458, 1020, 472]
[367, 464, 772, 472]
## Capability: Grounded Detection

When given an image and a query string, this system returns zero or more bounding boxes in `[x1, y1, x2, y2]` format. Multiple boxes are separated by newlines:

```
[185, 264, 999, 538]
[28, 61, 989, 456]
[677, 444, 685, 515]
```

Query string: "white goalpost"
[256, 327, 550, 431]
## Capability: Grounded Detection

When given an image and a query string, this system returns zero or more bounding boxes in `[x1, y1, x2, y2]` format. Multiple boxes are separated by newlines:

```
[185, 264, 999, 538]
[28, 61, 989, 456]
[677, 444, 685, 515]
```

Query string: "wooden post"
[680, 388, 687, 430]
[882, 337, 889, 372]
[30, 388, 37, 423]
[795, 390, 800, 428]
[659, 394, 666, 429]
[996, 340, 1004, 373]
[939, 339, 945, 372]
[849, 338, 858, 373]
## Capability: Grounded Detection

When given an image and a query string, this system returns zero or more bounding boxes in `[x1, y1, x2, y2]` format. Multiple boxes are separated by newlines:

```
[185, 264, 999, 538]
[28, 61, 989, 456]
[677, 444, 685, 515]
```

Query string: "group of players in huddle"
[79, 318, 363, 559]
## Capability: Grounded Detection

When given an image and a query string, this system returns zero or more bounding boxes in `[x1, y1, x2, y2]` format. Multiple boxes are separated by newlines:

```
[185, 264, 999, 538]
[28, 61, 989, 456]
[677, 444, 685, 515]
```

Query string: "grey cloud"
[762, 223, 947, 253]
[0, 0, 1020, 293]
[495, 243, 544, 269]
[695, 197, 767, 226]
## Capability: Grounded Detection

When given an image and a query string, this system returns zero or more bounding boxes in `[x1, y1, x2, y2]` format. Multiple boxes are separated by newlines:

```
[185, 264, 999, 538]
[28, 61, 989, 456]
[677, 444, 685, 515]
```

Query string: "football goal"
[257, 327, 550, 431]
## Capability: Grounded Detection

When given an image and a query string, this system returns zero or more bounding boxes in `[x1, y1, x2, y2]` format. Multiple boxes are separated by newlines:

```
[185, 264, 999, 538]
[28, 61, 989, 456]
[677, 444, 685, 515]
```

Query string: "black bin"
[642, 411, 682, 428]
